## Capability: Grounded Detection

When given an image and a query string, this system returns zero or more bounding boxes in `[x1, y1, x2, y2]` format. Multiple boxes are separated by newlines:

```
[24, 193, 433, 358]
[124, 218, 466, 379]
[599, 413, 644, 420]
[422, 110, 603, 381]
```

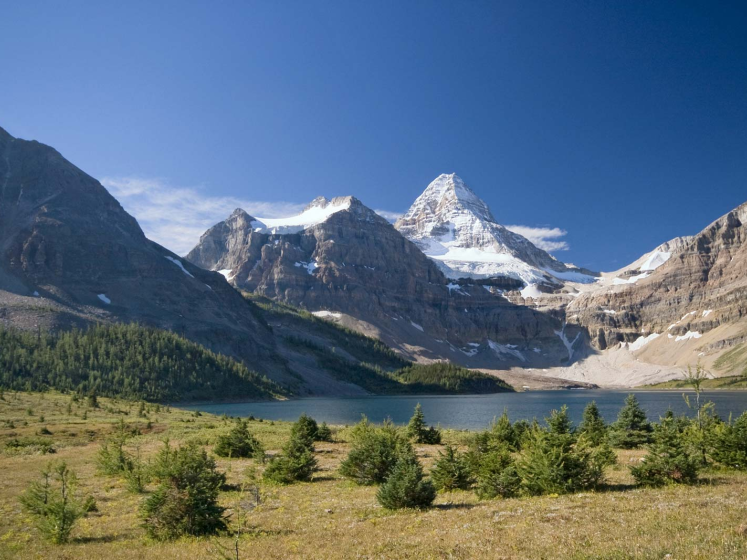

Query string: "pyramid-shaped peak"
[402, 173, 495, 224]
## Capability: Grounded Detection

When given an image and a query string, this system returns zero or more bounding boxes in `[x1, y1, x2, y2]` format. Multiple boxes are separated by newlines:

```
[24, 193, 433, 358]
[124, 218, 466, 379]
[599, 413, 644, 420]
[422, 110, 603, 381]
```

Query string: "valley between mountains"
[2, 125, 746, 396]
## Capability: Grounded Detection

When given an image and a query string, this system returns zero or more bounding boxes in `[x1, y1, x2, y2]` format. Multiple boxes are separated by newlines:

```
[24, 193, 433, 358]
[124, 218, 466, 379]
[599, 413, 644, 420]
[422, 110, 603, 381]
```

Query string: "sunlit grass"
[0, 391, 746, 559]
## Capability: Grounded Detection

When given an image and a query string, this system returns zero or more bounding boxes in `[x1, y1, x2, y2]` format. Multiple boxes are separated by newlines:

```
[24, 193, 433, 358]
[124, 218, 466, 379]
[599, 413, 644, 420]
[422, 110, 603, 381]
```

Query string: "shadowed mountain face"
[0, 126, 287, 380]
[186, 195, 581, 368]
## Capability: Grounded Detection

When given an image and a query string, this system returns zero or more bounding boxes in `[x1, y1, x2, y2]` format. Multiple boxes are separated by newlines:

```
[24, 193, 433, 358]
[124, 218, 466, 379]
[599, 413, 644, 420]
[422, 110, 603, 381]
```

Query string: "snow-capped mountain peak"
[395, 174, 597, 287]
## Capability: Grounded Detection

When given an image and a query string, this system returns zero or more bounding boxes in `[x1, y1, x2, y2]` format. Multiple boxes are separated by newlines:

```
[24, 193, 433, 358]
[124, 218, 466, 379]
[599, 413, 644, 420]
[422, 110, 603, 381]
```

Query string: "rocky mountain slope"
[394, 174, 598, 293]
[0, 126, 295, 382]
[187, 194, 583, 368]
[568, 201, 747, 378]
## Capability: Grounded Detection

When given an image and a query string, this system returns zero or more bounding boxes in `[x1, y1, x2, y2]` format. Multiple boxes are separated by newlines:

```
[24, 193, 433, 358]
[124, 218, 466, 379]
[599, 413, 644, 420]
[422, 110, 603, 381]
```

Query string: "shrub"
[142, 442, 226, 540]
[631, 414, 700, 487]
[340, 420, 412, 485]
[610, 394, 653, 449]
[213, 419, 264, 459]
[712, 411, 747, 469]
[431, 444, 473, 492]
[19, 462, 87, 544]
[376, 453, 436, 510]
[474, 446, 521, 499]
[406, 404, 442, 444]
[262, 434, 317, 484]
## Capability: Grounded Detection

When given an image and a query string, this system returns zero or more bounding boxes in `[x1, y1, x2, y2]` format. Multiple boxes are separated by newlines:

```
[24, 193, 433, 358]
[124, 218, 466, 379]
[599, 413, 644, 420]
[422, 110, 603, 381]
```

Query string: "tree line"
[0, 324, 282, 402]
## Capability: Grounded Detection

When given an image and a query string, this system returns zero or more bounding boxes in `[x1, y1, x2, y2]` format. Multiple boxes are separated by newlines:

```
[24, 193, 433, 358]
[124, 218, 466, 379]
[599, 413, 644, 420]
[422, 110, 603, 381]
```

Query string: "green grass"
[644, 375, 747, 389]
[2, 391, 747, 559]
[714, 343, 747, 377]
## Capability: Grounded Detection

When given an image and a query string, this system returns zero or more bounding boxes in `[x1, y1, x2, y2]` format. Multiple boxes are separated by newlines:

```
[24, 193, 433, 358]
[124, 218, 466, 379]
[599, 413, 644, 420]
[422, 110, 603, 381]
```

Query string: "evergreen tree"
[631, 414, 700, 486]
[489, 410, 518, 450]
[517, 428, 612, 496]
[711, 411, 747, 469]
[316, 422, 333, 442]
[610, 394, 653, 449]
[376, 453, 436, 510]
[214, 419, 264, 459]
[546, 405, 574, 446]
[340, 420, 411, 485]
[430, 445, 473, 491]
[474, 446, 522, 499]
[263, 433, 318, 484]
[406, 404, 441, 444]
[290, 413, 320, 448]
[0, 324, 281, 402]
[20, 462, 88, 544]
[142, 442, 227, 540]
[578, 401, 608, 446]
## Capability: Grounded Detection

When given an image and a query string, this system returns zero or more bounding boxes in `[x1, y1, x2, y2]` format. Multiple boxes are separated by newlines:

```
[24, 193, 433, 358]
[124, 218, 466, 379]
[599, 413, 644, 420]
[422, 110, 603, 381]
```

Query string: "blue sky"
[1, 1, 746, 269]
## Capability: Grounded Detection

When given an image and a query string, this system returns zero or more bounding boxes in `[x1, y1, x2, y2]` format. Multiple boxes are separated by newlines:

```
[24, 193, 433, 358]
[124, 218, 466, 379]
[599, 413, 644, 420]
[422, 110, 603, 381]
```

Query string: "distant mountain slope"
[569, 200, 747, 376]
[245, 294, 513, 394]
[394, 174, 597, 291]
[187, 194, 580, 368]
[0, 125, 289, 382]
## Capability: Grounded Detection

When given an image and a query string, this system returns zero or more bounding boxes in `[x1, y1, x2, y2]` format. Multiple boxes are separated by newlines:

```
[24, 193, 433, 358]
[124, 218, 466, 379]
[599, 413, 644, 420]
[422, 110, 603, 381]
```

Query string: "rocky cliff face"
[187, 194, 582, 368]
[394, 174, 598, 290]
[0, 126, 289, 381]
[568, 201, 747, 374]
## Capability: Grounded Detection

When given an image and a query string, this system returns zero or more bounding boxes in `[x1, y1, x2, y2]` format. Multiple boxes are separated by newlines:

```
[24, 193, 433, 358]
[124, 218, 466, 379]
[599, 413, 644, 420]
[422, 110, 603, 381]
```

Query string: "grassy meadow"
[1, 391, 746, 559]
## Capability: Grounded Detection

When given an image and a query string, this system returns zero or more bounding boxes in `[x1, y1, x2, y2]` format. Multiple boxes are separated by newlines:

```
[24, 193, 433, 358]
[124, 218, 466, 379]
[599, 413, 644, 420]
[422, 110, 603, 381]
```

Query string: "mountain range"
[2, 125, 746, 392]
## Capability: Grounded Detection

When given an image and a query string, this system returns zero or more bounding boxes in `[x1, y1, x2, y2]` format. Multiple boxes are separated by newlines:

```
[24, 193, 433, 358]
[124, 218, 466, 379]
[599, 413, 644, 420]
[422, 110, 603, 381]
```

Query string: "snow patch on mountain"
[488, 340, 526, 362]
[251, 197, 351, 235]
[165, 256, 195, 278]
[554, 324, 580, 360]
[394, 173, 596, 287]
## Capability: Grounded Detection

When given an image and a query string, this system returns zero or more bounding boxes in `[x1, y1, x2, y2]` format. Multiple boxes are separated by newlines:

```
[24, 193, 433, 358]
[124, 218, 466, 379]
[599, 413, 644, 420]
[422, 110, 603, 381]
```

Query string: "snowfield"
[252, 198, 351, 235]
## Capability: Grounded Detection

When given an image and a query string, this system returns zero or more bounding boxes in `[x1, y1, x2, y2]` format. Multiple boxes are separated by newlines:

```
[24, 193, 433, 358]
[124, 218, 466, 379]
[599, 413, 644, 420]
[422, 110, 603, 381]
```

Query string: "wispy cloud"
[374, 209, 403, 223]
[101, 177, 304, 255]
[504, 225, 569, 252]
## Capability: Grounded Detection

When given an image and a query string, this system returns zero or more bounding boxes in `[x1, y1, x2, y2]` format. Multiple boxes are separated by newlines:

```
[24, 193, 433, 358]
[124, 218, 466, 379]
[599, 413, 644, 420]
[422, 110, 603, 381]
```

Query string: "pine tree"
[406, 403, 441, 444]
[610, 394, 653, 449]
[712, 411, 747, 469]
[20, 462, 87, 544]
[262, 433, 318, 484]
[214, 419, 264, 459]
[546, 405, 574, 445]
[578, 401, 608, 446]
[142, 442, 227, 540]
[340, 420, 411, 485]
[290, 413, 320, 448]
[631, 414, 699, 486]
[430, 445, 473, 492]
[474, 446, 521, 499]
[376, 453, 436, 510]
[489, 409, 518, 450]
